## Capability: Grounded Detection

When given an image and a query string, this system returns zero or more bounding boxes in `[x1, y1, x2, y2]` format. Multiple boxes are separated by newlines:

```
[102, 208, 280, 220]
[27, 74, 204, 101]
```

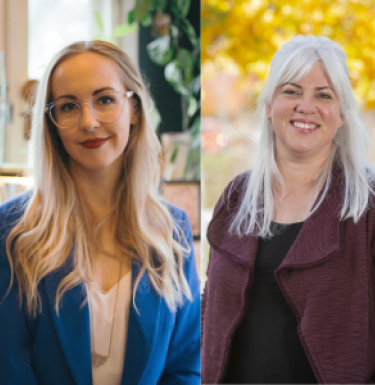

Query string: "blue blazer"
[0, 193, 200, 385]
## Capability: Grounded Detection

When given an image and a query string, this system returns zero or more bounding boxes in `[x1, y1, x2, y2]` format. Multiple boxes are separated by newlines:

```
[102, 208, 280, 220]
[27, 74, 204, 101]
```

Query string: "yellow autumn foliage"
[202, 0, 375, 109]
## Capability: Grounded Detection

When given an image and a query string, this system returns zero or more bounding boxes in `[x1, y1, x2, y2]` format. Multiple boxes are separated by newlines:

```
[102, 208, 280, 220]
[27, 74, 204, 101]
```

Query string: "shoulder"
[213, 170, 250, 216]
[163, 201, 193, 241]
[0, 191, 31, 235]
[362, 167, 375, 216]
[161, 200, 197, 280]
[164, 201, 188, 222]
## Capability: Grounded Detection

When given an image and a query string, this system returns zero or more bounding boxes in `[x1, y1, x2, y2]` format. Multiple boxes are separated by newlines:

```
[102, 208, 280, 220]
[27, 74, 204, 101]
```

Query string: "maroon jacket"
[202, 171, 375, 384]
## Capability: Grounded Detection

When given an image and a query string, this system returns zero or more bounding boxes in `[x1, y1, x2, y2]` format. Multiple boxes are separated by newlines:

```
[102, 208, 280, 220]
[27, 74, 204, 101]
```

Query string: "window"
[28, 0, 92, 80]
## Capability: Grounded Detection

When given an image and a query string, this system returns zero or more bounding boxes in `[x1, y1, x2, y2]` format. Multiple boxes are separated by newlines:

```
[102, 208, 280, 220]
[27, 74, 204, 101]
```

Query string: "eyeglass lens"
[50, 93, 125, 129]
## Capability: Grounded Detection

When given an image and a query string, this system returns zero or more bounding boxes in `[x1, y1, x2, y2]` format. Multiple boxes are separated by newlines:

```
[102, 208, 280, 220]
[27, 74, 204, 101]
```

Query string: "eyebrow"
[283, 82, 334, 92]
[55, 87, 116, 101]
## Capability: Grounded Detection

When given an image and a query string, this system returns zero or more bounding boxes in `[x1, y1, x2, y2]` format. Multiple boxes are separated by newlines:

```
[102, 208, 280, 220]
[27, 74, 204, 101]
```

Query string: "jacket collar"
[207, 176, 259, 267]
[45, 260, 162, 385]
[279, 180, 342, 269]
[44, 254, 92, 385]
[207, 169, 343, 268]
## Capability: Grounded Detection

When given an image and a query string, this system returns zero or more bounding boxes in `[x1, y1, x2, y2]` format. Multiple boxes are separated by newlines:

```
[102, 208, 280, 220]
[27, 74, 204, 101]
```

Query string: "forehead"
[283, 62, 333, 87]
[51, 52, 125, 98]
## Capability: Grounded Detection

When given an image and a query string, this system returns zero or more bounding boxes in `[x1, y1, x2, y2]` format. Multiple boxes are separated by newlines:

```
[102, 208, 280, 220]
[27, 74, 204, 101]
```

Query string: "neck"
[275, 150, 331, 194]
[70, 163, 122, 219]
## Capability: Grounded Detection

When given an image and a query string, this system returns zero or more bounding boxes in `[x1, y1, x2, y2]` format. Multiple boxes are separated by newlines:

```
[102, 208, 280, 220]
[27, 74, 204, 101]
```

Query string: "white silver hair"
[230, 35, 375, 238]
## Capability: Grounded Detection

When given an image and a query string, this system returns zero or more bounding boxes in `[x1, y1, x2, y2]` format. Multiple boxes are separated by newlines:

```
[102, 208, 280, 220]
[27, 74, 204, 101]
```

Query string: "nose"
[295, 96, 317, 114]
[79, 103, 100, 131]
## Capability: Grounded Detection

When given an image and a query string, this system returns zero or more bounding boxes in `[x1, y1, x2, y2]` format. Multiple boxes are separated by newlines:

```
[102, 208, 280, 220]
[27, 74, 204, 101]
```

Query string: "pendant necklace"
[90, 262, 122, 368]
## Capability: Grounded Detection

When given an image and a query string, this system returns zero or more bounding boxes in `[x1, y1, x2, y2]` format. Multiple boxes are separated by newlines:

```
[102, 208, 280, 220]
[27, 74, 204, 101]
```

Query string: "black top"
[223, 222, 317, 384]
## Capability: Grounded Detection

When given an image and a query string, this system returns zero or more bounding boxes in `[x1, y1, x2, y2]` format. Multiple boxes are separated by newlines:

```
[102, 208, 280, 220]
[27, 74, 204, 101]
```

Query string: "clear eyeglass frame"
[44, 90, 135, 129]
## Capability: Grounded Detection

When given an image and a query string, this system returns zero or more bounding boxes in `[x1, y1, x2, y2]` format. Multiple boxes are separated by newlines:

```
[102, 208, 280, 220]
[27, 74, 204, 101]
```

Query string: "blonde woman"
[0, 41, 200, 385]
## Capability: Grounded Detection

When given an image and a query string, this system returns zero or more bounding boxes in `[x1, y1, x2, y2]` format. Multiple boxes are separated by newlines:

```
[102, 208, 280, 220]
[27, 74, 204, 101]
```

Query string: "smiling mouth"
[79, 137, 110, 149]
[80, 137, 109, 144]
[291, 121, 320, 130]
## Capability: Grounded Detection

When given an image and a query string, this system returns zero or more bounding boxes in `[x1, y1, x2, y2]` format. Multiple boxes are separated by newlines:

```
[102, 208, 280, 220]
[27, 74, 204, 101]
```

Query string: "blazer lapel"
[208, 169, 343, 270]
[207, 180, 259, 267]
[279, 180, 342, 270]
[44, 253, 92, 385]
[121, 263, 162, 385]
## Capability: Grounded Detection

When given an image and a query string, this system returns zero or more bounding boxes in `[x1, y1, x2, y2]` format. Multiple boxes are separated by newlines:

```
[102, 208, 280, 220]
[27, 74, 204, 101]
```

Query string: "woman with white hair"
[0, 41, 200, 385]
[201, 35, 375, 384]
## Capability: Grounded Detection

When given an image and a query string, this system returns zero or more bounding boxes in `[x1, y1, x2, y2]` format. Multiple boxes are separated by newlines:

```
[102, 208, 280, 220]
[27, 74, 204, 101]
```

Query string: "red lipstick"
[79, 137, 109, 149]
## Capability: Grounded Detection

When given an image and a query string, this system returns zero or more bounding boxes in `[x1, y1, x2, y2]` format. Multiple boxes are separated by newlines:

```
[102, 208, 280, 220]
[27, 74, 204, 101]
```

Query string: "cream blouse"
[87, 271, 132, 385]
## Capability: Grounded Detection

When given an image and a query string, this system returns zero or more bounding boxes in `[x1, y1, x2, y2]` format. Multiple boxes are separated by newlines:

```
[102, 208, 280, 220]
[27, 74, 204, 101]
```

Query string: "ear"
[131, 111, 139, 125]
[265, 103, 272, 119]
[338, 112, 343, 128]
[130, 96, 139, 125]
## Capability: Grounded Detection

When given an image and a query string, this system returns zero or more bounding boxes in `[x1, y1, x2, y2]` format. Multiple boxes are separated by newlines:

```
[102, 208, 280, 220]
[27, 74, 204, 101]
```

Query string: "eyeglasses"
[44, 90, 134, 129]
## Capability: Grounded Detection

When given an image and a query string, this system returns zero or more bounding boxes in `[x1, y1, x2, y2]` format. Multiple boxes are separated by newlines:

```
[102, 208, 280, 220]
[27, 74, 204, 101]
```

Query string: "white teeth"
[292, 121, 318, 129]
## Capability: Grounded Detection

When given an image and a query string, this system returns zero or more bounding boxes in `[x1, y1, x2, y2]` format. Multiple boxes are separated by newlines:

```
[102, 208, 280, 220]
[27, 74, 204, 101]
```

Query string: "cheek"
[55, 131, 76, 157]
[271, 99, 295, 120]
[109, 125, 130, 153]
[118, 133, 129, 149]
[58, 132, 73, 146]
[322, 105, 342, 127]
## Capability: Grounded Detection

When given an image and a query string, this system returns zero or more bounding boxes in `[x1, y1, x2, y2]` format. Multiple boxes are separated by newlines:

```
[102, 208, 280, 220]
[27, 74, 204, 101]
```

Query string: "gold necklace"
[90, 262, 122, 368]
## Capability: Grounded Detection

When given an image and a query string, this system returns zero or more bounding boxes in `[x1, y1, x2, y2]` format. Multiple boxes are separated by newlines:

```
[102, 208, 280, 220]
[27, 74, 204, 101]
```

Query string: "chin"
[288, 138, 320, 152]
[292, 145, 316, 153]
[70, 157, 116, 172]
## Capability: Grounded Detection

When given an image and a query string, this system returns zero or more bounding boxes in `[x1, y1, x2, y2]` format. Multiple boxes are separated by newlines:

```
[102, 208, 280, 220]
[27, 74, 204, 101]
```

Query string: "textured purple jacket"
[202, 171, 375, 384]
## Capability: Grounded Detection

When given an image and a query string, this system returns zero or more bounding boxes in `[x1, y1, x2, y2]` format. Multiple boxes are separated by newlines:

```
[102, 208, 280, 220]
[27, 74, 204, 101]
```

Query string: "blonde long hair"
[6, 41, 191, 316]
